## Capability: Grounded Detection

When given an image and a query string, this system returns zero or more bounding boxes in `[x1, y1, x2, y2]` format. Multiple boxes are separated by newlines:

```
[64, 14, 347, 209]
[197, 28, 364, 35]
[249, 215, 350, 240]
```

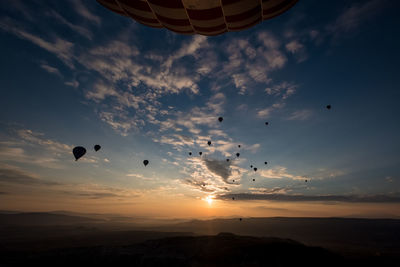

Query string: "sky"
[0, 0, 399, 219]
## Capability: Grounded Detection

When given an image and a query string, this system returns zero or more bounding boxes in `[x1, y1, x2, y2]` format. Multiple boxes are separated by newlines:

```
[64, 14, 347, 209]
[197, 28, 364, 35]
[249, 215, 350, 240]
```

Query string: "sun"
[205, 195, 214, 205]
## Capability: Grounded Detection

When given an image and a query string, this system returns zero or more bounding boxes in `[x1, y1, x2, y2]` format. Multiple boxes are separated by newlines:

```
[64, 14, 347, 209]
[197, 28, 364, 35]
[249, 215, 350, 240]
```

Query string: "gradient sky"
[0, 0, 399, 219]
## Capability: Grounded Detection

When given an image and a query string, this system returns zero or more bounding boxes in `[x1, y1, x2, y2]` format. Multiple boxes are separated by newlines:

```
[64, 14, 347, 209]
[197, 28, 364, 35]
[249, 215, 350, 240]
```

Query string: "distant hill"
[153, 217, 400, 258]
[0, 233, 344, 267]
[0, 212, 104, 226]
[1, 213, 399, 262]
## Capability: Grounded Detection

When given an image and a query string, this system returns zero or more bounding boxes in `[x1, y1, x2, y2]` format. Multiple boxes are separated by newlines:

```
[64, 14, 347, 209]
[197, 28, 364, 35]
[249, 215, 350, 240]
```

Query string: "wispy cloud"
[217, 193, 400, 203]
[0, 167, 60, 186]
[0, 18, 74, 68]
[287, 109, 313, 121]
[47, 9, 93, 39]
[72, 0, 101, 25]
[257, 103, 285, 118]
[259, 166, 307, 180]
[40, 62, 63, 77]
[327, 0, 387, 36]
[285, 40, 308, 62]
[0, 128, 97, 167]
[265, 82, 297, 100]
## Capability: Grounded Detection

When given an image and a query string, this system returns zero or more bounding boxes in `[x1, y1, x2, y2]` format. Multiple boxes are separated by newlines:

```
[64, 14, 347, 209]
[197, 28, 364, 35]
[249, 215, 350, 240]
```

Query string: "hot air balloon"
[218, 117, 223, 122]
[250, 165, 253, 168]
[226, 159, 230, 162]
[189, 152, 192, 156]
[305, 179, 308, 183]
[232, 197, 235, 200]
[143, 160, 149, 166]
[238, 145, 241, 148]
[236, 153, 240, 157]
[265, 122, 269, 126]
[207, 141, 211, 146]
[264, 161, 268, 165]
[232, 179, 235, 182]
[97, 0, 299, 36]
[199, 152, 203, 156]
[239, 218, 242, 221]
[254, 167, 257, 172]
[94, 144, 101, 151]
[326, 105, 331, 110]
[252, 178, 255, 181]
[73, 146, 86, 161]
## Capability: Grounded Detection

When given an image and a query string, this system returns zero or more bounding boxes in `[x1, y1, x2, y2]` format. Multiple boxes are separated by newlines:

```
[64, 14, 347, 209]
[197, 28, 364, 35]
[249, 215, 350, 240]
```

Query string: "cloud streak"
[0, 168, 60, 186]
[218, 193, 400, 203]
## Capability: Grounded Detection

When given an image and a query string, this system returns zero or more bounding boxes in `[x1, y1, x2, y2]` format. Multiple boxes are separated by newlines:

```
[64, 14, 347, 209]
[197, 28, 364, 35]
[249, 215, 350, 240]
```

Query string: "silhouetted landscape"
[0, 212, 399, 266]
[2, 0, 400, 266]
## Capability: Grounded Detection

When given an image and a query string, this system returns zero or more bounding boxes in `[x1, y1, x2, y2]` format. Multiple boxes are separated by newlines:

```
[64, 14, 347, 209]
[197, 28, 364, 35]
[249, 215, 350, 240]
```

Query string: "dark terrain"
[0, 212, 399, 266]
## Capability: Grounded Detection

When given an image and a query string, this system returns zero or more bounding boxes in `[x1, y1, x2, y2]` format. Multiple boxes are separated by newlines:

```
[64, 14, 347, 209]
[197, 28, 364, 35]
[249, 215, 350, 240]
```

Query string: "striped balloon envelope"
[96, 0, 298, 36]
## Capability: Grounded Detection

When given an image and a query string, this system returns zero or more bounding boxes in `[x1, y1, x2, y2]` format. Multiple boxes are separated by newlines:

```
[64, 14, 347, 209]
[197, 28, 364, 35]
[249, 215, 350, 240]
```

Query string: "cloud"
[0, 128, 98, 167]
[72, 0, 101, 25]
[287, 109, 313, 121]
[178, 154, 245, 195]
[40, 62, 63, 77]
[16, 129, 72, 153]
[183, 178, 215, 193]
[0, 167, 60, 186]
[99, 111, 142, 136]
[154, 92, 226, 136]
[246, 144, 261, 153]
[47, 9, 92, 39]
[75, 35, 212, 135]
[60, 183, 141, 199]
[0, 18, 74, 68]
[203, 158, 232, 183]
[217, 193, 400, 203]
[0, 164, 141, 199]
[265, 82, 297, 100]
[257, 102, 285, 118]
[327, 0, 386, 36]
[285, 40, 308, 62]
[163, 35, 208, 69]
[249, 187, 290, 195]
[259, 166, 307, 180]
[219, 33, 287, 94]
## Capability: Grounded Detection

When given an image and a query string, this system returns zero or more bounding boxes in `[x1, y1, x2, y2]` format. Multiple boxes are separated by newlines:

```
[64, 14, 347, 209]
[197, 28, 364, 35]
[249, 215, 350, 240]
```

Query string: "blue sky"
[0, 0, 399, 218]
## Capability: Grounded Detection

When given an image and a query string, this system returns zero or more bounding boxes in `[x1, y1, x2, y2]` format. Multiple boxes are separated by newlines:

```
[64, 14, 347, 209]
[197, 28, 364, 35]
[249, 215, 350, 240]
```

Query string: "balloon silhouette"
[207, 141, 211, 146]
[232, 197, 235, 200]
[143, 160, 149, 166]
[239, 218, 242, 221]
[238, 145, 241, 148]
[236, 153, 240, 157]
[265, 122, 269, 126]
[326, 105, 331, 110]
[218, 117, 223, 122]
[250, 165, 253, 168]
[97, 0, 298, 36]
[226, 159, 230, 162]
[254, 167, 257, 172]
[264, 162, 268, 165]
[253, 178, 255, 181]
[73, 146, 86, 161]
[94, 144, 101, 151]
[199, 152, 203, 156]
[189, 152, 192, 156]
